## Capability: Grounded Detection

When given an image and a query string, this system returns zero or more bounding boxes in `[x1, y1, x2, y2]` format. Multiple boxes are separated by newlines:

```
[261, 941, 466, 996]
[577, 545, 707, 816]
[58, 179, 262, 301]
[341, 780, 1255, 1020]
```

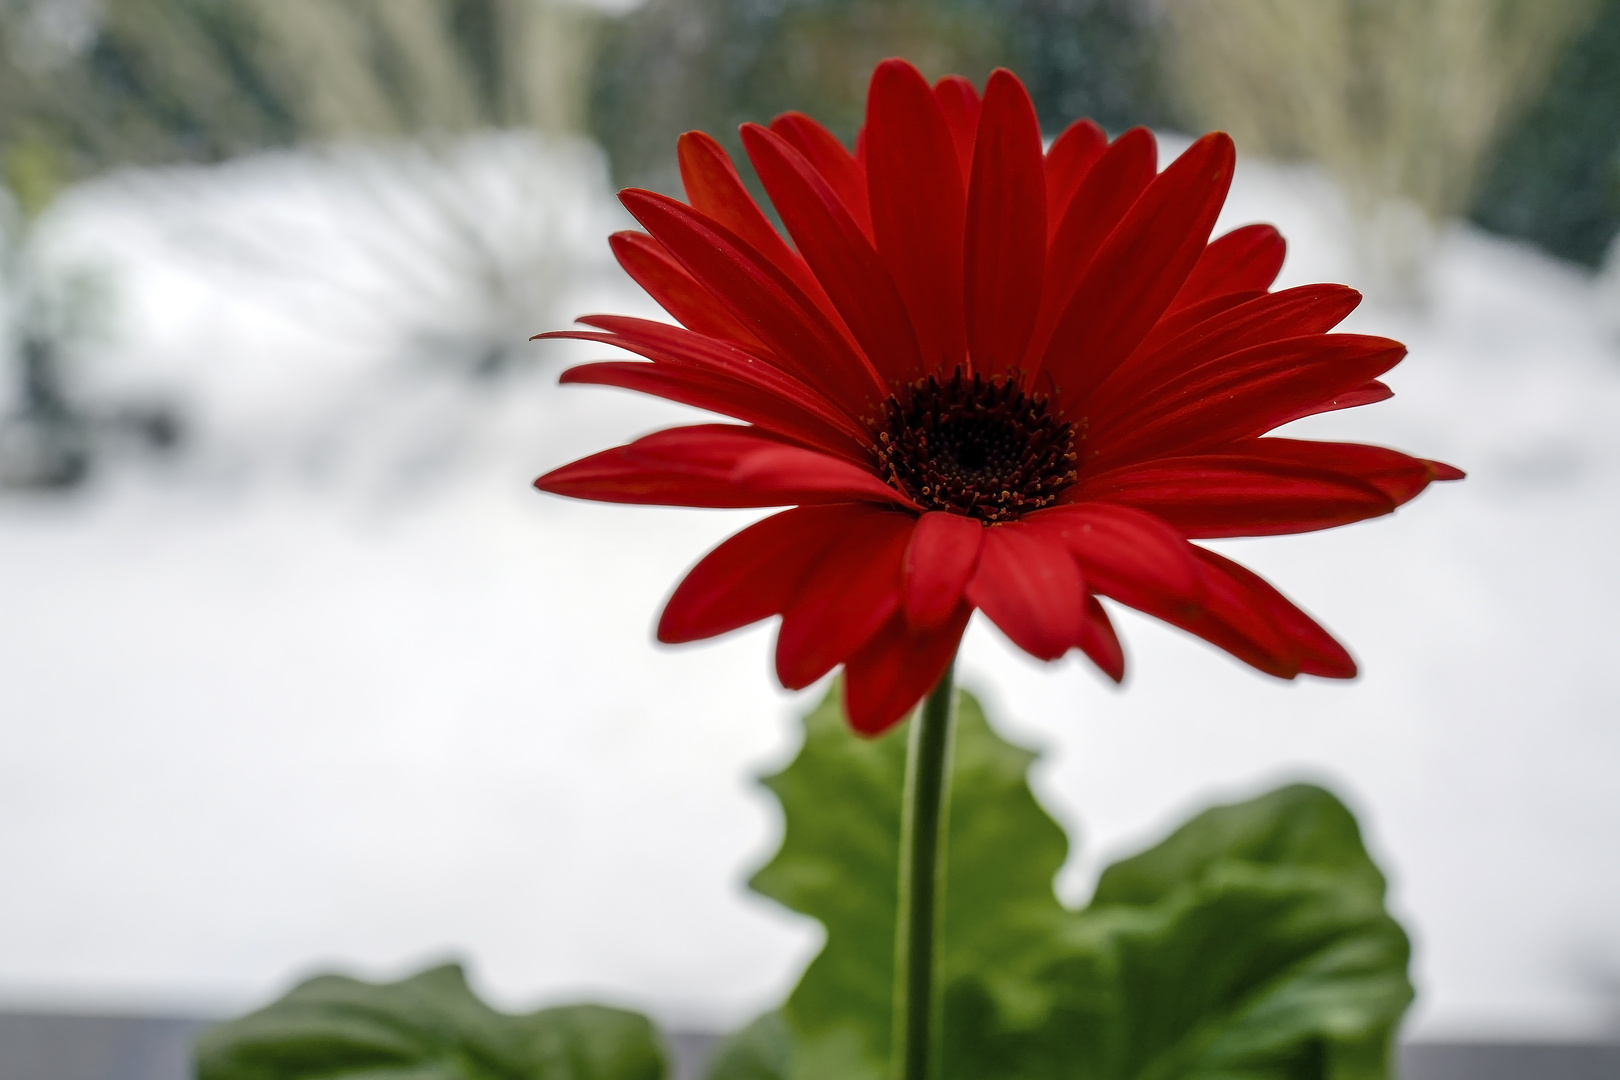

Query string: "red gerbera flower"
[534, 60, 1462, 735]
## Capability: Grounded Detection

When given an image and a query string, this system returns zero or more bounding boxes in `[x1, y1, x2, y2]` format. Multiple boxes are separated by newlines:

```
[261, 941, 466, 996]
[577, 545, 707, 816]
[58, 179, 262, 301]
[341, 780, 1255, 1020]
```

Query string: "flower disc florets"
[874, 368, 1079, 523]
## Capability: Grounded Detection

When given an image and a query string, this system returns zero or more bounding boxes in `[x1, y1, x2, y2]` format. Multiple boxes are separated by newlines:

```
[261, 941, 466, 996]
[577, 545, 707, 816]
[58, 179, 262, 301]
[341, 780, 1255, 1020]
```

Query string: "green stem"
[892, 660, 958, 1080]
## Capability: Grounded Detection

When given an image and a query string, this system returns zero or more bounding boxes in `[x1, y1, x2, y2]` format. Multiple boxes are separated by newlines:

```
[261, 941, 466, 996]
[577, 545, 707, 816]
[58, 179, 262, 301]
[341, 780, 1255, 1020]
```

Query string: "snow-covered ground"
[0, 133, 1617, 1039]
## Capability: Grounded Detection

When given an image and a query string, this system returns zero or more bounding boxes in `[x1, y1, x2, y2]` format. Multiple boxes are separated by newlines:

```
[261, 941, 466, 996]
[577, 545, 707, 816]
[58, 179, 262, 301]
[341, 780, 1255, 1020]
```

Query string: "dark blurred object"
[0, 1009, 208, 1080]
[590, 0, 1171, 193]
[1400, 1042, 1620, 1080]
[0, 332, 187, 491]
[0, 335, 92, 489]
[0, 129, 180, 490]
[0, 129, 87, 489]
[1, 1011, 1617, 1080]
[1, 141, 89, 490]
[1471, 0, 1620, 268]
[590, 0, 1006, 194]
[1000, 0, 1175, 135]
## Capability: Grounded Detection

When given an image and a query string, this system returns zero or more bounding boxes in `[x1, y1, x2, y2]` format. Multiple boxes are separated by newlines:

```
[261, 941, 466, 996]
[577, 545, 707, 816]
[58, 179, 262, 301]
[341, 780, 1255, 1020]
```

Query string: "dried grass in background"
[1161, 0, 1597, 298]
[242, 0, 595, 141]
[0, 0, 598, 177]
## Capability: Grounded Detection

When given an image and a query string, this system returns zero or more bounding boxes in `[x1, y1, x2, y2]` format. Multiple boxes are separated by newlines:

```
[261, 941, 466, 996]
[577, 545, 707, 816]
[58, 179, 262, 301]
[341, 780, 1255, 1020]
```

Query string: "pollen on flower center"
[874, 368, 1079, 523]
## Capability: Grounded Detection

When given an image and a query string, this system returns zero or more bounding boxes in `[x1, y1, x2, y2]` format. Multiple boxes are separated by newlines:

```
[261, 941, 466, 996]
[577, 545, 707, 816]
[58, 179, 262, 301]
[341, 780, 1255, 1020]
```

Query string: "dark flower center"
[874, 369, 1079, 523]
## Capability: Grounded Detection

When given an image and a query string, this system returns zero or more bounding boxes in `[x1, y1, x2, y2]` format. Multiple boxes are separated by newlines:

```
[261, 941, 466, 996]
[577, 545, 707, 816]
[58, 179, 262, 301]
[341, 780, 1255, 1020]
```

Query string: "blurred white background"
[0, 125, 1617, 1043]
[0, 0, 1613, 1055]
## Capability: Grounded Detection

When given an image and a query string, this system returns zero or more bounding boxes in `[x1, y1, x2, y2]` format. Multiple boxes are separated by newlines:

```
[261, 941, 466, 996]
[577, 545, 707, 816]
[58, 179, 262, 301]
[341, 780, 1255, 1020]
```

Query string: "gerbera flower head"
[535, 59, 1462, 735]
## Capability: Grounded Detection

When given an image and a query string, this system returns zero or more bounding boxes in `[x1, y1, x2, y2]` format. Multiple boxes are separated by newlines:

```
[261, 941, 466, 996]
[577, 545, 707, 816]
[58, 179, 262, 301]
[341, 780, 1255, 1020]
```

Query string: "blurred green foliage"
[745, 684, 1071, 1077]
[7, 0, 1620, 268]
[0, 0, 596, 190]
[1, 130, 70, 220]
[2, 0, 290, 179]
[1472, 0, 1620, 267]
[589, 0, 1172, 193]
[194, 963, 666, 1080]
[1002, 0, 1172, 135]
[1, 0, 1173, 203]
[711, 685, 1413, 1080]
[592, 0, 1620, 272]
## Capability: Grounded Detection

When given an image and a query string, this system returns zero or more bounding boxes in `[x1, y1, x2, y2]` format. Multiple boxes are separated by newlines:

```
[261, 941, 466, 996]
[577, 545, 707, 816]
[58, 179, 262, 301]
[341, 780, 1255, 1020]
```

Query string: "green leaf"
[743, 685, 1413, 1080]
[747, 685, 1069, 1080]
[954, 861, 1411, 1080]
[703, 1012, 791, 1080]
[1091, 785, 1388, 907]
[195, 963, 666, 1080]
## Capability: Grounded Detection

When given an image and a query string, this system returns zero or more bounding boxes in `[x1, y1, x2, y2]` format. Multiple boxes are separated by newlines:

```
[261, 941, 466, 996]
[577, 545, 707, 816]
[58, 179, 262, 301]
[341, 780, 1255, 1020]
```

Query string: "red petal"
[770, 111, 872, 239]
[1076, 454, 1396, 538]
[903, 511, 985, 631]
[608, 232, 762, 348]
[775, 510, 916, 689]
[732, 444, 917, 506]
[1041, 133, 1237, 412]
[1091, 284, 1363, 422]
[1221, 438, 1453, 506]
[677, 132, 786, 257]
[677, 131, 843, 327]
[1089, 333, 1407, 467]
[866, 59, 969, 374]
[658, 504, 870, 642]
[1194, 548, 1356, 678]
[842, 606, 972, 736]
[619, 189, 886, 414]
[536, 444, 757, 507]
[543, 320, 867, 444]
[1077, 595, 1125, 682]
[1023, 128, 1157, 373]
[558, 361, 867, 461]
[1270, 379, 1393, 426]
[1044, 119, 1107, 241]
[1168, 224, 1286, 314]
[1025, 503, 1200, 610]
[965, 524, 1087, 661]
[1119, 547, 1355, 679]
[534, 424, 912, 509]
[741, 124, 923, 387]
[934, 74, 982, 184]
[1121, 289, 1267, 370]
[1428, 460, 1466, 481]
[965, 69, 1046, 374]
[1174, 552, 1300, 677]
